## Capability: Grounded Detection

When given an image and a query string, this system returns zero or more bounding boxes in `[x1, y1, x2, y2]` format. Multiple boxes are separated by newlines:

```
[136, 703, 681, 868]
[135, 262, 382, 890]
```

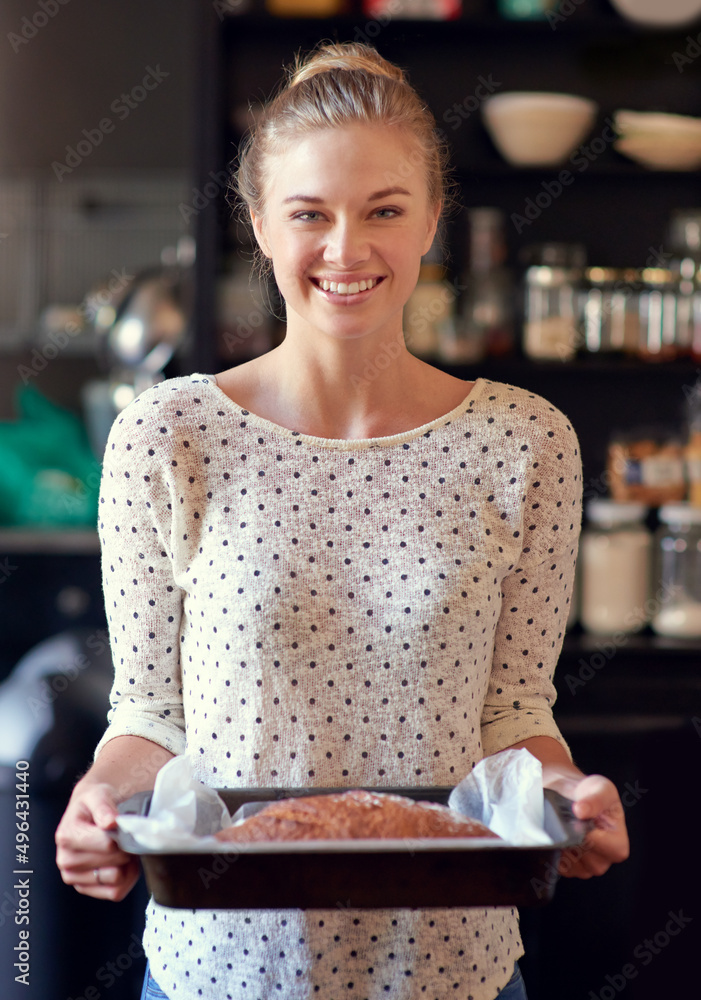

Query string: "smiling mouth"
[312, 277, 383, 296]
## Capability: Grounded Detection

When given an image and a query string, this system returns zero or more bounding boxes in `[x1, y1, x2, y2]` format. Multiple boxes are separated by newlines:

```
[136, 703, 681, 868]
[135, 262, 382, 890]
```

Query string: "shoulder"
[475, 378, 580, 451]
[105, 374, 217, 445]
[102, 373, 221, 479]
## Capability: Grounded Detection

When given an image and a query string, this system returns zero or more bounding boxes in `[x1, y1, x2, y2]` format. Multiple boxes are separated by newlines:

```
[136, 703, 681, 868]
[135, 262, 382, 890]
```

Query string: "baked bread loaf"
[214, 789, 498, 843]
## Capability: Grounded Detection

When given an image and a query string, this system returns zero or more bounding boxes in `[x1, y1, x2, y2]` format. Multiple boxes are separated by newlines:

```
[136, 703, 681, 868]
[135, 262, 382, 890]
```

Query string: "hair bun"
[289, 41, 405, 89]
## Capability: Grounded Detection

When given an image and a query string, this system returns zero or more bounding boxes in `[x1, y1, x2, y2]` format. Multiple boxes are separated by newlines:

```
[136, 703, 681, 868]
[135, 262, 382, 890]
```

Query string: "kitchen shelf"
[454, 161, 701, 178]
[0, 528, 100, 555]
[220, 3, 700, 36]
[562, 627, 701, 667]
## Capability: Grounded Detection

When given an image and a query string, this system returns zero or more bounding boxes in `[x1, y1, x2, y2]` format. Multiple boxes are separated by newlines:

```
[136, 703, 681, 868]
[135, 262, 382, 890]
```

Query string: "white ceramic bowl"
[614, 136, 701, 171]
[612, 110, 701, 170]
[482, 92, 598, 167]
[614, 110, 701, 141]
[610, 0, 701, 27]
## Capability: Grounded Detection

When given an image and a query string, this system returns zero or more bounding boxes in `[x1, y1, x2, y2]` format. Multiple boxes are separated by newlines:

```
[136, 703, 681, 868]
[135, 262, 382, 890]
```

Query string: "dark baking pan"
[116, 786, 588, 910]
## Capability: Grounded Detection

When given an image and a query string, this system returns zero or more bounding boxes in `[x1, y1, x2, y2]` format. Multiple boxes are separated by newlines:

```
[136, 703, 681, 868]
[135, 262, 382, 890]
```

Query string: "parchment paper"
[116, 747, 553, 851]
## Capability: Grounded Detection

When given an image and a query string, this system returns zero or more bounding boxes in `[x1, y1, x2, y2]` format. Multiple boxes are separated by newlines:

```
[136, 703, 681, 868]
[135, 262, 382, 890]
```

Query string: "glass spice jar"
[637, 267, 678, 361]
[523, 264, 582, 360]
[652, 503, 701, 638]
[581, 267, 640, 355]
[580, 499, 652, 635]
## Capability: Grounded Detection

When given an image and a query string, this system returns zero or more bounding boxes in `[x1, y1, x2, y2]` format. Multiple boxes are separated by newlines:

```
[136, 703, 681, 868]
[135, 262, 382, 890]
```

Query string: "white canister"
[580, 499, 652, 635]
[652, 502, 701, 638]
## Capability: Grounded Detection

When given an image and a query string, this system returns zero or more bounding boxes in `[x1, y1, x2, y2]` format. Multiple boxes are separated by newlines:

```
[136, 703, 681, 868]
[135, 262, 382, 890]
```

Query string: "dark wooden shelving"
[219, 1, 700, 36]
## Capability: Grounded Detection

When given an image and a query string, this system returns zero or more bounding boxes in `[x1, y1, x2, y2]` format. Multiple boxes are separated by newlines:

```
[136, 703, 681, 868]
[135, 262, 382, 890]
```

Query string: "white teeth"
[316, 277, 377, 295]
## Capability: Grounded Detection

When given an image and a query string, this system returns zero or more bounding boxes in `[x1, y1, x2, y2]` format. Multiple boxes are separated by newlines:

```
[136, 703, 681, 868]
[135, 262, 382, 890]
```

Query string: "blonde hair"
[233, 41, 451, 220]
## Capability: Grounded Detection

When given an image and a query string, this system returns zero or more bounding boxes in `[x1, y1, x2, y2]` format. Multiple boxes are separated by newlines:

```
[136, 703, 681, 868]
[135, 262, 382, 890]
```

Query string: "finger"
[559, 826, 629, 878]
[55, 797, 123, 855]
[71, 860, 140, 902]
[56, 843, 133, 874]
[62, 859, 139, 889]
[570, 775, 623, 824]
[56, 822, 118, 856]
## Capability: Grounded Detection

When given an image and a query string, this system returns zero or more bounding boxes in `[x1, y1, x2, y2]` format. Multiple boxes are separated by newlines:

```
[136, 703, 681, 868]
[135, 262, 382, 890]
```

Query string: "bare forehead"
[260, 125, 430, 203]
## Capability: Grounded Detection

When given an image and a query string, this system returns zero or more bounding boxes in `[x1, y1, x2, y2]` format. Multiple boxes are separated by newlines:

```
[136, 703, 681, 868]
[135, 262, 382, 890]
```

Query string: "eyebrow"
[282, 186, 412, 205]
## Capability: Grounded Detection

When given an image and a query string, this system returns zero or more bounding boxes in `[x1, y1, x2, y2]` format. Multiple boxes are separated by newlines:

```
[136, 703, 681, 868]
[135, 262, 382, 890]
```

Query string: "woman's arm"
[507, 734, 630, 878]
[55, 735, 174, 901]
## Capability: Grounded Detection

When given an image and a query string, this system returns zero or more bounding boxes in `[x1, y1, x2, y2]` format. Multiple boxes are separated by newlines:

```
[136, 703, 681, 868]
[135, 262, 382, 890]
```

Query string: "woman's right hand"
[55, 781, 140, 902]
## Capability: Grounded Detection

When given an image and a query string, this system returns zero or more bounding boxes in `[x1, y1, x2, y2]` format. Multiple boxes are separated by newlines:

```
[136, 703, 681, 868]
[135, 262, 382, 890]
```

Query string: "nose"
[322, 219, 370, 268]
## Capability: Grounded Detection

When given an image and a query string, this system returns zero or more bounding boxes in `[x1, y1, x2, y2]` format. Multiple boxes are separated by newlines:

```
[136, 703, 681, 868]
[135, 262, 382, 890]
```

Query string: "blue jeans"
[500, 962, 528, 999]
[140, 964, 169, 1000]
[140, 960, 527, 999]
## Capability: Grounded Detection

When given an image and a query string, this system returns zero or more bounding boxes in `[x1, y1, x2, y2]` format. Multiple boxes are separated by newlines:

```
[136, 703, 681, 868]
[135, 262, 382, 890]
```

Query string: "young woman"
[56, 42, 629, 1000]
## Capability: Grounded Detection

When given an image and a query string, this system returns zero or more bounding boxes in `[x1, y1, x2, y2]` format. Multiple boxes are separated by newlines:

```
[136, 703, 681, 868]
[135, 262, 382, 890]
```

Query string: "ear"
[251, 210, 272, 259]
[422, 201, 442, 256]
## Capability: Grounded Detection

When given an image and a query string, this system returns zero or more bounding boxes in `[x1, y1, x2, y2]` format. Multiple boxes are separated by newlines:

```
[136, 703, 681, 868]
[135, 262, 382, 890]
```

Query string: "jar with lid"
[581, 267, 640, 355]
[637, 267, 678, 361]
[405, 239, 455, 360]
[522, 266, 581, 360]
[452, 207, 514, 362]
[669, 257, 701, 359]
[522, 242, 585, 361]
[580, 500, 652, 635]
[652, 503, 701, 638]
[668, 209, 701, 358]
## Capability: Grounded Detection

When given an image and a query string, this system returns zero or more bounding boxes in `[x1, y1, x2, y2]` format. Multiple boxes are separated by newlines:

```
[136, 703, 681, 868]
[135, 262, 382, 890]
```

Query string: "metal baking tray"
[116, 786, 588, 909]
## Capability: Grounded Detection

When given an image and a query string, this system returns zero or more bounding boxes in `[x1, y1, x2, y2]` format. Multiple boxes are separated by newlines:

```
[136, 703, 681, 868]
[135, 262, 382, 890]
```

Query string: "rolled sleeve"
[480, 404, 582, 759]
[94, 396, 186, 759]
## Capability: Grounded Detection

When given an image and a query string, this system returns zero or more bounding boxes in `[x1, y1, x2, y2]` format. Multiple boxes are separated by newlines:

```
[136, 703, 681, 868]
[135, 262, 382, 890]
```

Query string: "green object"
[0, 384, 100, 526]
[498, 0, 557, 18]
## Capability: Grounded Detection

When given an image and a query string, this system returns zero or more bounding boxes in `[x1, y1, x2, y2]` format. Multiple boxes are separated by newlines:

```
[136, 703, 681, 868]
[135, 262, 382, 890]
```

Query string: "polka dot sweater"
[95, 373, 582, 1000]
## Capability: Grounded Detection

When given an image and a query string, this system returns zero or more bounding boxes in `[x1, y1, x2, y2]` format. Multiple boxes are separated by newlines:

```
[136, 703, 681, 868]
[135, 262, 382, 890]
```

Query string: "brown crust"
[214, 789, 498, 843]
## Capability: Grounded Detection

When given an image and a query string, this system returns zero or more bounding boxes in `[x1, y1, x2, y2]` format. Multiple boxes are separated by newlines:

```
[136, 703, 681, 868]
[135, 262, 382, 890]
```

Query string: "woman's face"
[252, 124, 440, 346]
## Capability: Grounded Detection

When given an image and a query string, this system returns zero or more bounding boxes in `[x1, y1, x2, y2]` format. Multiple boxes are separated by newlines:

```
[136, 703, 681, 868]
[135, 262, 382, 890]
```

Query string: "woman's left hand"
[556, 773, 630, 879]
[509, 737, 630, 880]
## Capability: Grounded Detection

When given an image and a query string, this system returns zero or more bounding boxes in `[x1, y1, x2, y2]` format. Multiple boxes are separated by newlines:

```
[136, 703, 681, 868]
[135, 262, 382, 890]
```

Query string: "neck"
[258, 326, 433, 439]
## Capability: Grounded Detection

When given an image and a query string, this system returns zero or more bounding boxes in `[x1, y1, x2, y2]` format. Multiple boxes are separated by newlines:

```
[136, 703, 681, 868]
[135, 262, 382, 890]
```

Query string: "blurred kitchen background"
[0, 0, 700, 997]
